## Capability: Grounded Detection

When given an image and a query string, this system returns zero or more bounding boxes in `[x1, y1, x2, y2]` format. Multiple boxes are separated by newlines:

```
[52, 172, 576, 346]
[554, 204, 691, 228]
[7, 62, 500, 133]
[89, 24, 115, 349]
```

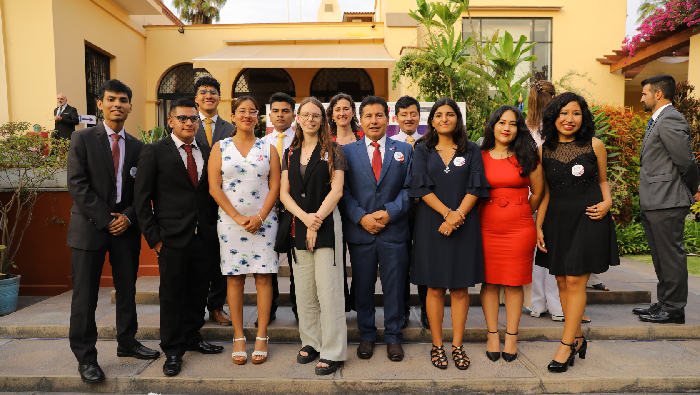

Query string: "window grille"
[157, 64, 211, 127]
[85, 46, 110, 122]
[310, 68, 374, 103]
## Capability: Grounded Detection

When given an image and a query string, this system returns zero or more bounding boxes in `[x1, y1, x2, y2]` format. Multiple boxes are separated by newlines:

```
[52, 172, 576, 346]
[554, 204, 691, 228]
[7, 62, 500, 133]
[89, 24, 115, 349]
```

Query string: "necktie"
[110, 134, 120, 177]
[646, 117, 654, 134]
[204, 118, 213, 146]
[276, 133, 285, 165]
[182, 145, 198, 187]
[405, 135, 415, 147]
[371, 141, 381, 181]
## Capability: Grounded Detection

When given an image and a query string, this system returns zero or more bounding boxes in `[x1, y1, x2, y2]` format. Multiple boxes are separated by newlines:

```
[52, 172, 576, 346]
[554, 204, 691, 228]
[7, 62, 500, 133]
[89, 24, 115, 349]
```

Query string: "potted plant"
[0, 121, 69, 315]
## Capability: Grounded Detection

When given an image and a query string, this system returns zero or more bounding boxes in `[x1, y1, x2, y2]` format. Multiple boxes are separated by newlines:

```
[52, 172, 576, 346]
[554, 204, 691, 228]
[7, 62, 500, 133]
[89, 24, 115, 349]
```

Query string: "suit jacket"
[134, 136, 218, 250]
[639, 105, 700, 211]
[195, 116, 235, 148]
[340, 137, 413, 245]
[66, 123, 143, 251]
[54, 104, 80, 140]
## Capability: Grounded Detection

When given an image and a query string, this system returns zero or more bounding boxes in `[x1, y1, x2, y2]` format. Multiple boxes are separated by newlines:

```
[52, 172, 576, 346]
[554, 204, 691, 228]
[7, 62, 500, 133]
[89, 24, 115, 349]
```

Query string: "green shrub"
[616, 221, 649, 255]
[684, 220, 700, 254]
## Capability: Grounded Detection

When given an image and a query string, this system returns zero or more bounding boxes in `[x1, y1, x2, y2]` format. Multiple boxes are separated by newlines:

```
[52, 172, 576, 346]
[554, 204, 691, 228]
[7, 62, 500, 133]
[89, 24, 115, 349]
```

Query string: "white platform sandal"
[252, 336, 269, 364]
[232, 336, 247, 365]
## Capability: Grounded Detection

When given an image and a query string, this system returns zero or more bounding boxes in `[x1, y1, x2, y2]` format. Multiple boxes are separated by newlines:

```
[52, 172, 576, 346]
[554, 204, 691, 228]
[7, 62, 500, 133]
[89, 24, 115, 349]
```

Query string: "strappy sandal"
[252, 336, 268, 364]
[232, 336, 247, 365]
[297, 345, 319, 364]
[451, 345, 470, 370]
[430, 344, 448, 370]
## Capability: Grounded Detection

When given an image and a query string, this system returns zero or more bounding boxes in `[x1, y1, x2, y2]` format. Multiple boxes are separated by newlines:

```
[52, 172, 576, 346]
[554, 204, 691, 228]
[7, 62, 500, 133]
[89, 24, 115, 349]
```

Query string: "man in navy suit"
[340, 96, 413, 362]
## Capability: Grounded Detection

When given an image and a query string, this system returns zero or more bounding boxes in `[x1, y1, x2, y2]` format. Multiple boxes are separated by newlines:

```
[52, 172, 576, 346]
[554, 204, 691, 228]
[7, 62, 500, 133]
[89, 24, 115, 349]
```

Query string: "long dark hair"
[291, 97, 336, 182]
[417, 97, 471, 154]
[481, 106, 538, 177]
[525, 80, 556, 131]
[327, 93, 360, 138]
[540, 92, 595, 151]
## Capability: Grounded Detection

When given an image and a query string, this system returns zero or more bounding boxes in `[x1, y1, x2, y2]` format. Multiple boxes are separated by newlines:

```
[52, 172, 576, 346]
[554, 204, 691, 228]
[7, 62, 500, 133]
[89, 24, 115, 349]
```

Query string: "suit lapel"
[122, 134, 134, 181]
[195, 119, 209, 148]
[641, 106, 672, 157]
[198, 143, 210, 189]
[303, 143, 322, 187]
[215, 117, 228, 142]
[377, 137, 395, 185]
[165, 138, 193, 187]
[356, 137, 377, 185]
[95, 123, 116, 183]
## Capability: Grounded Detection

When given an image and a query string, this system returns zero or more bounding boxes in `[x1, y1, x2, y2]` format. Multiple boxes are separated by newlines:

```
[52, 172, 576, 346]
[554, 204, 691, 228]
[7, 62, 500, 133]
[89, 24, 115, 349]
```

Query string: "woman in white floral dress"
[208, 96, 281, 365]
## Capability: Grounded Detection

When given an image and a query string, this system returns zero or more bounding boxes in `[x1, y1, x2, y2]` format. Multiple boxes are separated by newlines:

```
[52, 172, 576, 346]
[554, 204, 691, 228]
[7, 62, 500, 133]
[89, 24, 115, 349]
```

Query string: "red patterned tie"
[371, 141, 381, 181]
[182, 145, 198, 187]
[110, 134, 120, 177]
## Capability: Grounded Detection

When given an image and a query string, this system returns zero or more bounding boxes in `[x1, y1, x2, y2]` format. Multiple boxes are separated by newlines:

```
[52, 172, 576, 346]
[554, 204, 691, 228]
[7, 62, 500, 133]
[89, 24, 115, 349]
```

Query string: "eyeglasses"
[236, 109, 259, 116]
[298, 112, 322, 121]
[197, 89, 219, 96]
[171, 115, 199, 123]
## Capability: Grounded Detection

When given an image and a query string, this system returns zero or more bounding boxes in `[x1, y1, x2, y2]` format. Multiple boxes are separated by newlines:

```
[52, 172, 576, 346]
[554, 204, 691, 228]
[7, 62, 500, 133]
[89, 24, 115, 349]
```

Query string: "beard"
[642, 100, 655, 112]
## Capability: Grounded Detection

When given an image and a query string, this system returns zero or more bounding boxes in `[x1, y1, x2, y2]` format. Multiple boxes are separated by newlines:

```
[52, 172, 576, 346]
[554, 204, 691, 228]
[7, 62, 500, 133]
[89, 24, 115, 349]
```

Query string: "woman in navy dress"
[410, 97, 489, 370]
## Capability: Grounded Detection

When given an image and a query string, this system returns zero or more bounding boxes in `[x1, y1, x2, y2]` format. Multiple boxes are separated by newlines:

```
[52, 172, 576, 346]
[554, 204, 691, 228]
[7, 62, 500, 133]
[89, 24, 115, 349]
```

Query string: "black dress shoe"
[186, 341, 224, 354]
[638, 310, 685, 324]
[357, 340, 375, 359]
[420, 309, 430, 330]
[401, 311, 410, 329]
[78, 363, 105, 383]
[254, 310, 277, 327]
[163, 356, 182, 376]
[632, 303, 661, 316]
[387, 343, 404, 361]
[117, 344, 161, 360]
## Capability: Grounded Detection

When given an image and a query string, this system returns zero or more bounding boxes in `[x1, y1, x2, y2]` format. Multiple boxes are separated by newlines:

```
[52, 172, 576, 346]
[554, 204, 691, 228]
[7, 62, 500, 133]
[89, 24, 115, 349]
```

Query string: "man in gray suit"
[634, 74, 700, 324]
[193, 75, 235, 326]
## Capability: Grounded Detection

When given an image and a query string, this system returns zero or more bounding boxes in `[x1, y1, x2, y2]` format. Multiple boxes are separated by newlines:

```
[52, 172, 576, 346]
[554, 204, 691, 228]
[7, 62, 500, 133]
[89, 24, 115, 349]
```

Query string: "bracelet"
[456, 208, 463, 216]
[536, 224, 543, 227]
[257, 214, 264, 223]
[443, 209, 451, 220]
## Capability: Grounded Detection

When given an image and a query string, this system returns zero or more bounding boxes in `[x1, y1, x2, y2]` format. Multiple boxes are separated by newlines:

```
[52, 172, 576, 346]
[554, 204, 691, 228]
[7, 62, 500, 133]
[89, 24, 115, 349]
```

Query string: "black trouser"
[206, 268, 227, 313]
[270, 246, 298, 316]
[403, 214, 426, 315]
[158, 232, 216, 358]
[69, 236, 140, 364]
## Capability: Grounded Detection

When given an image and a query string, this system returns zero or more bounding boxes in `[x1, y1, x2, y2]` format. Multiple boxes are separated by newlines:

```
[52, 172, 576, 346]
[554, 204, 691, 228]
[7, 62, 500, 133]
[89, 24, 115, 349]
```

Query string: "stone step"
[112, 276, 651, 306]
[1, 337, 700, 394]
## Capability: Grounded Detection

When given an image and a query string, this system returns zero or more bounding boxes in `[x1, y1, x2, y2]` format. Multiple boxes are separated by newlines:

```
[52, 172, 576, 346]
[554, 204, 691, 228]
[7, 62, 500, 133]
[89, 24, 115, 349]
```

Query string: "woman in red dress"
[479, 106, 544, 362]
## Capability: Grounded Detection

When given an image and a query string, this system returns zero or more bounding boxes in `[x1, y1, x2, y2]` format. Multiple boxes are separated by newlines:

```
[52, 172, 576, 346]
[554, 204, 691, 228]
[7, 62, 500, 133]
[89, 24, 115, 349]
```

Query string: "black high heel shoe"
[502, 331, 518, 362]
[485, 330, 501, 362]
[547, 340, 578, 373]
[575, 336, 588, 359]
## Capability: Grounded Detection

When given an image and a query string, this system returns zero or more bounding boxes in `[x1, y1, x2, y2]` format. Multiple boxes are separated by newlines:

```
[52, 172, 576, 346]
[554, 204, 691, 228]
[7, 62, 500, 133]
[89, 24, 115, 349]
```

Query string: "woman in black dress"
[411, 98, 489, 370]
[535, 93, 619, 373]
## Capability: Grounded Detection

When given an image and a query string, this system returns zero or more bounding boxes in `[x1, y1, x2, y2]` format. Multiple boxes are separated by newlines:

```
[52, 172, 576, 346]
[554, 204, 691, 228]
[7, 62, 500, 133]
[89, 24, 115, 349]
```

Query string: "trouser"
[348, 239, 408, 344]
[530, 263, 562, 316]
[69, 237, 140, 364]
[641, 206, 689, 314]
[403, 216, 426, 314]
[293, 247, 347, 362]
[206, 266, 227, 313]
[158, 232, 216, 358]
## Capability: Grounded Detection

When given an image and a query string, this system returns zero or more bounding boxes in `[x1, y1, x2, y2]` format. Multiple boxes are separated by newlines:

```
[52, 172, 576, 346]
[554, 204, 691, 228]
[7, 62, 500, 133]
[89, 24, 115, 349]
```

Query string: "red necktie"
[371, 141, 381, 181]
[110, 133, 120, 177]
[182, 144, 198, 187]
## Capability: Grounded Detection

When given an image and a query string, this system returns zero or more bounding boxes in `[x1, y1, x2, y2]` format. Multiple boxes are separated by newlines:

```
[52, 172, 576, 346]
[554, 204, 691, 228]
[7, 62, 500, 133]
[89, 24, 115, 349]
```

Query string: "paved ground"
[0, 257, 699, 394]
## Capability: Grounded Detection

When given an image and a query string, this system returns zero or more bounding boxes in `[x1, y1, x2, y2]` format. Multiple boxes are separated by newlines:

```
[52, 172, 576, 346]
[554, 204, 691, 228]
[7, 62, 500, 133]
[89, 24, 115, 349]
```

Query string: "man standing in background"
[54, 93, 80, 140]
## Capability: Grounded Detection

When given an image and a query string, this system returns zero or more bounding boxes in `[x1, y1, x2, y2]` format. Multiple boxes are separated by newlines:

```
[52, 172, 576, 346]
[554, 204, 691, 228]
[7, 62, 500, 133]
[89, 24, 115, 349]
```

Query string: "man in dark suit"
[67, 79, 160, 384]
[134, 98, 224, 377]
[634, 75, 700, 324]
[193, 76, 234, 326]
[340, 96, 413, 362]
[54, 93, 80, 140]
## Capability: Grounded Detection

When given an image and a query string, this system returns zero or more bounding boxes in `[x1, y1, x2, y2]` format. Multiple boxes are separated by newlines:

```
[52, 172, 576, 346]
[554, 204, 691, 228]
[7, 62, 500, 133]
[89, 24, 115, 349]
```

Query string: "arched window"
[310, 68, 374, 103]
[157, 64, 211, 127]
[233, 68, 295, 102]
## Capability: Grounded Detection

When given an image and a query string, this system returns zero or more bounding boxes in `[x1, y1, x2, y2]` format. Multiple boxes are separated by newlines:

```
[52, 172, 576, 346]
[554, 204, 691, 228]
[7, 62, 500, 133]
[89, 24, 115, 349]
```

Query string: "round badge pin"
[453, 157, 466, 167]
[572, 164, 584, 177]
[394, 152, 405, 162]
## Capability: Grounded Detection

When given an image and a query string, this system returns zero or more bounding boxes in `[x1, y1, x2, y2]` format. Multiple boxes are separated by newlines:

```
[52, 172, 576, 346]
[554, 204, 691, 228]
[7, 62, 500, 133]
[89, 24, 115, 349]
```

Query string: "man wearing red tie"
[135, 98, 224, 377]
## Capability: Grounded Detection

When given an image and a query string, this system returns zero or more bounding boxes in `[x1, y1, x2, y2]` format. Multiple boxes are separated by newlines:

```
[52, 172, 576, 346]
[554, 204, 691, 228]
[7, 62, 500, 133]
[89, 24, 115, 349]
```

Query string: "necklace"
[436, 146, 457, 174]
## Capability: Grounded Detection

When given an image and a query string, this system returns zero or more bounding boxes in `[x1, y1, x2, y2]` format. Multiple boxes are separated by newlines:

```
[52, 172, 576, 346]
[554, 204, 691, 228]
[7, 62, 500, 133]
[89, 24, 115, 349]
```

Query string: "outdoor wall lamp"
[178, 26, 185, 34]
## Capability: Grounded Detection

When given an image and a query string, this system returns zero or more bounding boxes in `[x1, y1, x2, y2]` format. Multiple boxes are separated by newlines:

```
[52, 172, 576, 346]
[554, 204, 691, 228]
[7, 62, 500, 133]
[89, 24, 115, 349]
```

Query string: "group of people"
[65, 73, 698, 383]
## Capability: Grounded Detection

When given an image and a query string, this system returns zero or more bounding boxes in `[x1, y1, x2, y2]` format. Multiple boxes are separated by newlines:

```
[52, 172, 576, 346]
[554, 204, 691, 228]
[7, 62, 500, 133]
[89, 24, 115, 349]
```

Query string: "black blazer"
[66, 123, 143, 251]
[286, 143, 337, 250]
[54, 104, 80, 140]
[195, 116, 235, 148]
[134, 136, 218, 250]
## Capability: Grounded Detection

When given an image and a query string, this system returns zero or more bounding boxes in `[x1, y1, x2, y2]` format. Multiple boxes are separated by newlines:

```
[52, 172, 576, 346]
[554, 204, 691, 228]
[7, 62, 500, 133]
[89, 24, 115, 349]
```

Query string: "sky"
[165, 0, 645, 39]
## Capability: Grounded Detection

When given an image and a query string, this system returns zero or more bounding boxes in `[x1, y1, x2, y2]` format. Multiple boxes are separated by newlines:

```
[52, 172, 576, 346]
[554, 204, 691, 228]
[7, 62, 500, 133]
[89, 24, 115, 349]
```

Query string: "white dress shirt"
[171, 133, 204, 182]
[365, 134, 387, 163]
[262, 126, 295, 154]
[199, 112, 219, 136]
[104, 122, 126, 204]
[391, 130, 423, 143]
[652, 103, 673, 122]
[56, 105, 66, 116]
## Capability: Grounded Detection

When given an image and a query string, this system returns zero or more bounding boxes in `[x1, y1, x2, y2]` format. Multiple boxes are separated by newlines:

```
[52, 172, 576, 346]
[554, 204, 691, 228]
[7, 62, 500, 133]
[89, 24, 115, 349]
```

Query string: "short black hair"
[194, 76, 221, 95]
[98, 79, 132, 103]
[641, 74, 676, 101]
[269, 92, 296, 110]
[169, 98, 198, 115]
[395, 95, 420, 116]
[359, 96, 389, 117]
[540, 92, 595, 151]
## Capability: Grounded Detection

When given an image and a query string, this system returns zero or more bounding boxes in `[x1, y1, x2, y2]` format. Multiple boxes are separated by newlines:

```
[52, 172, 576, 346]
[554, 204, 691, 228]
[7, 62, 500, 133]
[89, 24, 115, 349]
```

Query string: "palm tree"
[173, 0, 227, 24]
[636, 0, 667, 23]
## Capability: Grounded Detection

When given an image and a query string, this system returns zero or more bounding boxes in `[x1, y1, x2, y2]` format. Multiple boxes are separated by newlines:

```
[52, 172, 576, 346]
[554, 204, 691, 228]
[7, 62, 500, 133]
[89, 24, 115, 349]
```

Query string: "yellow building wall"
[0, 0, 10, 124]
[688, 34, 700, 99]
[51, 0, 147, 136]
